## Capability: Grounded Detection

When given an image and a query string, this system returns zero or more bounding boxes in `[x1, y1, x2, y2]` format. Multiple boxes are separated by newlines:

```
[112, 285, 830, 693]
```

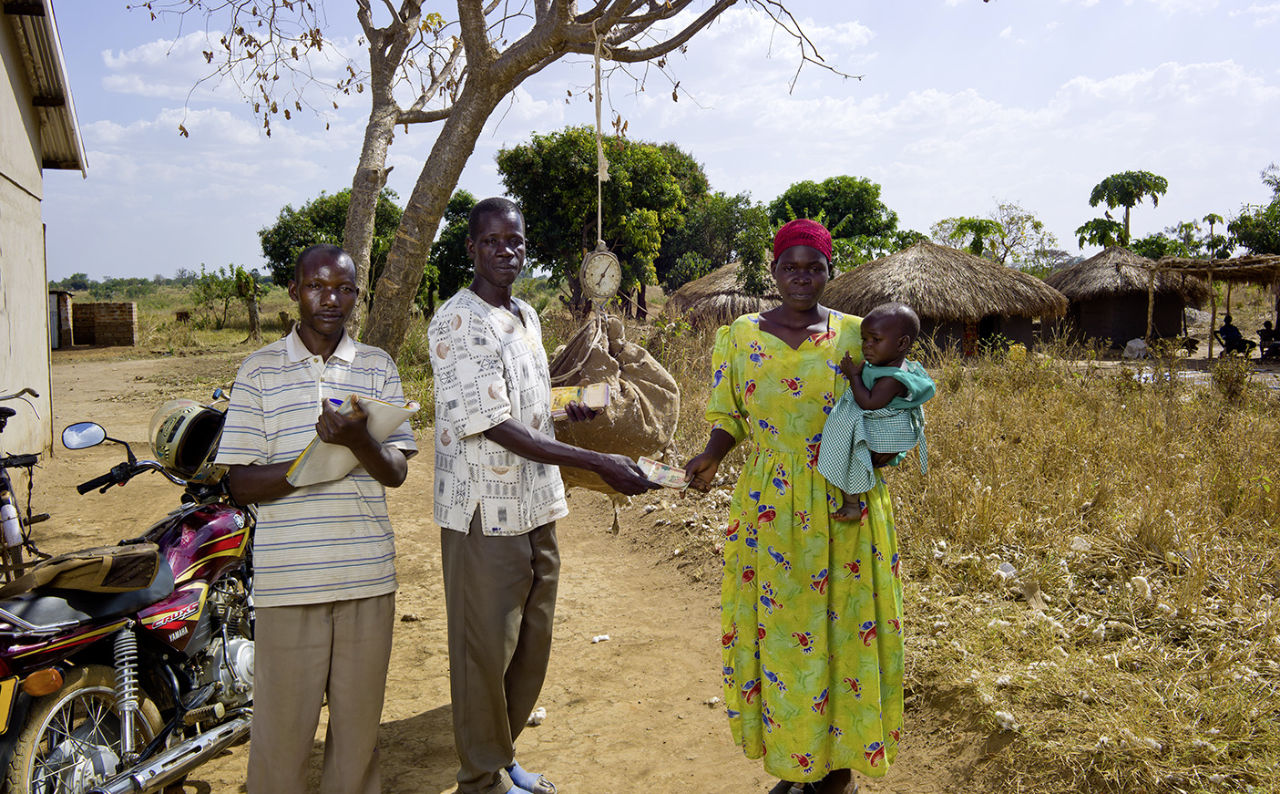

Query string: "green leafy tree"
[1087, 170, 1169, 243]
[768, 176, 899, 239]
[734, 205, 776, 297]
[497, 127, 688, 315]
[667, 252, 714, 289]
[656, 191, 763, 291]
[1230, 164, 1280, 256]
[419, 190, 476, 314]
[932, 202, 1059, 269]
[1075, 218, 1127, 249]
[931, 217, 1003, 257]
[1130, 234, 1184, 260]
[1201, 213, 1234, 260]
[191, 265, 239, 330]
[837, 229, 928, 269]
[1132, 218, 1237, 261]
[259, 188, 403, 288]
[56, 273, 92, 291]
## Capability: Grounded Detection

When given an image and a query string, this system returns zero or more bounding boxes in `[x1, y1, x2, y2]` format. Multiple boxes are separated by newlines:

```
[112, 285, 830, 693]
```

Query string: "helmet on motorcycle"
[149, 400, 227, 483]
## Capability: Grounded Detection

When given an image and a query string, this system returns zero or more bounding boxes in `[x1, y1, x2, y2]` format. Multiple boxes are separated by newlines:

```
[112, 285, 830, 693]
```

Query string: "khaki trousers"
[441, 516, 559, 794]
[247, 593, 395, 794]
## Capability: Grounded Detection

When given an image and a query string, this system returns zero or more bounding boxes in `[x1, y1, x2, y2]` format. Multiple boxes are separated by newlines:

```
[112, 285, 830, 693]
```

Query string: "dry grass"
[895, 346, 1280, 793]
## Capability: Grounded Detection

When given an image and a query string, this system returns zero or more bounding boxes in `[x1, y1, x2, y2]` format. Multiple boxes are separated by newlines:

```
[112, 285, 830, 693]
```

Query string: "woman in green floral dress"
[685, 220, 905, 794]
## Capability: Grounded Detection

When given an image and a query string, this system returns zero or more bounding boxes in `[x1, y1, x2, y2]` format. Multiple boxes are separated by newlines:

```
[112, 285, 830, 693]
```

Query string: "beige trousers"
[441, 515, 559, 794]
[247, 593, 395, 794]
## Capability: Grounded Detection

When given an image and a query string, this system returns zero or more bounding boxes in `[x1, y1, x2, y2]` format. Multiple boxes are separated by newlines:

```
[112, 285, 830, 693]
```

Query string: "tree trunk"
[637, 285, 648, 321]
[343, 12, 416, 336]
[343, 108, 397, 334]
[363, 90, 506, 358]
[246, 292, 261, 341]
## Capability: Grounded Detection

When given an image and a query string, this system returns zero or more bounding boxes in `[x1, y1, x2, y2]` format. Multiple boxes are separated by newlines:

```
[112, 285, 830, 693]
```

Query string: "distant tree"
[1230, 164, 1280, 256]
[420, 190, 476, 314]
[931, 217, 1003, 257]
[1088, 170, 1169, 243]
[932, 202, 1059, 268]
[768, 176, 898, 239]
[191, 265, 239, 329]
[735, 205, 776, 297]
[60, 273, 91, 291]
[836, 229, 928, 271]
[497, 127, 688, 316]
[1133, 217, 1237, 261]
[1075, 218, 1127, 249]
[1130, 233, 1184, 260]
[1201, 213, 1233, 260]
[667, 251, 714, 290]
[656, 191, 763, 291]
[259, 188, 403, 291]
[1021, 248, 1079, 279]
[173, 267, 197, 286]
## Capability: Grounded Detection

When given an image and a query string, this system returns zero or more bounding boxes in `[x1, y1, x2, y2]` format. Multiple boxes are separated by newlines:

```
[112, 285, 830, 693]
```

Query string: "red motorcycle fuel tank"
[138, 504, 249, 653]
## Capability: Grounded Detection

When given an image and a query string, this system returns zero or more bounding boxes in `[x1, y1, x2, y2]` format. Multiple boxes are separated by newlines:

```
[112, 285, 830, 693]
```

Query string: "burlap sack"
[549, 314, 680, 493]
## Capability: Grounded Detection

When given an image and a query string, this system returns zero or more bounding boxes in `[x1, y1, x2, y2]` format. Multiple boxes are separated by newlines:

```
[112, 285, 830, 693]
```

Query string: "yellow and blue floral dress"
[708, 312, 904, 782]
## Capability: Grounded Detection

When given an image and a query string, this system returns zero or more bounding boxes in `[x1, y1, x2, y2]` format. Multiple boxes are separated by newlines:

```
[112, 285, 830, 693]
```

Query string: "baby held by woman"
[818, 302, 935, 520]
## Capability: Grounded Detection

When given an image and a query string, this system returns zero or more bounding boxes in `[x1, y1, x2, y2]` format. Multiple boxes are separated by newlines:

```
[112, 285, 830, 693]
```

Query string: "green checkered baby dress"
[817, 360, 935, 495]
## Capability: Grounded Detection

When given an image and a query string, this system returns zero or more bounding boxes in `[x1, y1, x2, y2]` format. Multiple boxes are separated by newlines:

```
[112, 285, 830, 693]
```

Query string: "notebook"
[285, 395, 419, 487]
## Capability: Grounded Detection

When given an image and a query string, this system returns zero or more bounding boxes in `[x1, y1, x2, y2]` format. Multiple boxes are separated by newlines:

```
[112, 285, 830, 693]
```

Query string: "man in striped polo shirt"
[216, 244, 416, 794]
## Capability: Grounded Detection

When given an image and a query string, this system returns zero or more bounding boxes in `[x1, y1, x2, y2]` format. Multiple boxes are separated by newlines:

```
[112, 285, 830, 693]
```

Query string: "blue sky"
[41, 0, 1280, 281]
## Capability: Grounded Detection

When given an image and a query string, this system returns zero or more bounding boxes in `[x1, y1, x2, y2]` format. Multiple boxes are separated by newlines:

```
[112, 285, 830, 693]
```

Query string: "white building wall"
[0, 18, 55, 455]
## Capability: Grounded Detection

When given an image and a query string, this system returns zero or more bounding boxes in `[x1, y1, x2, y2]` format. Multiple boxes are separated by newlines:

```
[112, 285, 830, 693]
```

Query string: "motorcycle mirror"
[62, 422, 106, 450]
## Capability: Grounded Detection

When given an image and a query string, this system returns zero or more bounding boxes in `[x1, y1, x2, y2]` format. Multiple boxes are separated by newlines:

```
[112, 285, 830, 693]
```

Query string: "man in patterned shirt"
[216, 244, 416, 794]
[428, 197, 657, 794]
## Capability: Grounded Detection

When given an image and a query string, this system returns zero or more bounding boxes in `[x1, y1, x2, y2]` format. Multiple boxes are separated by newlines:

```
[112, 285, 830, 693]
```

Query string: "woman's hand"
[684, 451, 721, 494]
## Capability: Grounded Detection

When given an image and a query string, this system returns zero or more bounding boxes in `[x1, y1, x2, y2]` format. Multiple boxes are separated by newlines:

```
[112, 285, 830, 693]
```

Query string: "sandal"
[507, 761, 556, 794]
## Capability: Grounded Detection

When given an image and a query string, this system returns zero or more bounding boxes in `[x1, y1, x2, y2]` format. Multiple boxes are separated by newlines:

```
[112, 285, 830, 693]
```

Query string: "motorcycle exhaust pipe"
[87, 715, 251, 794]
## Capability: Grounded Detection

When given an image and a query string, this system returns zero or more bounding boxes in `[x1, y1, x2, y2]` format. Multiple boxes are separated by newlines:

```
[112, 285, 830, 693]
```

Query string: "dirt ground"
[16, 350, 989, 794]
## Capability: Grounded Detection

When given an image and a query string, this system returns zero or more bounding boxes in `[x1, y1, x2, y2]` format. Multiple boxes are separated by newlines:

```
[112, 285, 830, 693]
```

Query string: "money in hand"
[638, 456, 691, 489]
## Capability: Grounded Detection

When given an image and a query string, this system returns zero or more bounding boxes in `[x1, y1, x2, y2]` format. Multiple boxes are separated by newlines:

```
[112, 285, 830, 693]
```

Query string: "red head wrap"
[772, 219, 833, 263]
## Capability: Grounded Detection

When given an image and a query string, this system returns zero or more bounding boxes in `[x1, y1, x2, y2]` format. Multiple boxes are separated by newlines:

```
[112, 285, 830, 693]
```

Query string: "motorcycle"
[0, 390, 253, 794]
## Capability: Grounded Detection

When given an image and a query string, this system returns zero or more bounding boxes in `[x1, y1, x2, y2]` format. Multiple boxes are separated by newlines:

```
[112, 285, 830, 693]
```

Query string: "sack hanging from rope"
[549, 313, 680, 493]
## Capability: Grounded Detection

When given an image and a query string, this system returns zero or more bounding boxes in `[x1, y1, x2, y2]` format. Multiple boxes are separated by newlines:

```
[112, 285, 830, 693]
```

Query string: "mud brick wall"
[71, 302, 137, 346]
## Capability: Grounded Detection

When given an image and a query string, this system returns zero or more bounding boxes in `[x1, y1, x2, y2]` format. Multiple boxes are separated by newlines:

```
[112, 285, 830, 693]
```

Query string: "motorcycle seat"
[0, 556, 175, 632]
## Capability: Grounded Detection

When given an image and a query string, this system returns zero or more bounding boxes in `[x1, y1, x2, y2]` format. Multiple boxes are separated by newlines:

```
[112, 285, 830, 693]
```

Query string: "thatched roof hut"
[662, 261, 779, 328]
[823, 241, 1067, 352]
[1046, 247, 1210, 302]
[1044, 247, 1209, 345]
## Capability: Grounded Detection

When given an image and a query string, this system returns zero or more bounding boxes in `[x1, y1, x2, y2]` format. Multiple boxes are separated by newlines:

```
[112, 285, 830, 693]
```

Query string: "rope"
[592, 23, 610, 247]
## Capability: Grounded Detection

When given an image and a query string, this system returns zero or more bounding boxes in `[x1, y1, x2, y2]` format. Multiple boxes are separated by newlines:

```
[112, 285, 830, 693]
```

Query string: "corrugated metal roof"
[5, 0, 86, 175]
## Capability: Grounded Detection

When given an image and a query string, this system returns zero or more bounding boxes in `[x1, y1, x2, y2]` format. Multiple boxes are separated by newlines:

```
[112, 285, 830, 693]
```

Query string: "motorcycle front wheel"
[5, 664, 162, 794]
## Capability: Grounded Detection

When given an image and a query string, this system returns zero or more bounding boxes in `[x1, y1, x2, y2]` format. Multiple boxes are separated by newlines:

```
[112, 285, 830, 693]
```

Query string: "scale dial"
[580, 248, 621, 302]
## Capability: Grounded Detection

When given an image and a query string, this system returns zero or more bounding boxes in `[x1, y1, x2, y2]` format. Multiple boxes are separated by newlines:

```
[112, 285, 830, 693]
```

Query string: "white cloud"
[1230, 3, 1280, 26]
